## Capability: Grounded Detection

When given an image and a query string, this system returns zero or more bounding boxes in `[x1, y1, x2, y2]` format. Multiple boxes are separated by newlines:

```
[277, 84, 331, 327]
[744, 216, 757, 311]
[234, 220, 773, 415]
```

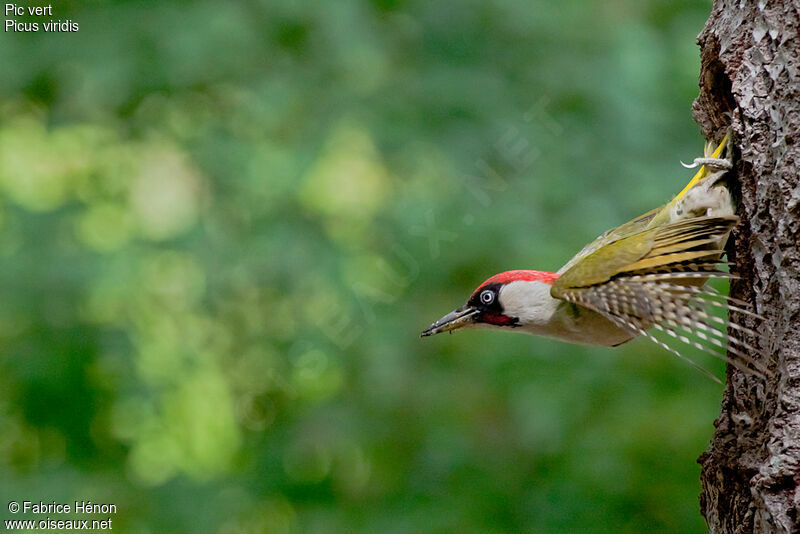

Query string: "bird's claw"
[680, 157, 733, 171]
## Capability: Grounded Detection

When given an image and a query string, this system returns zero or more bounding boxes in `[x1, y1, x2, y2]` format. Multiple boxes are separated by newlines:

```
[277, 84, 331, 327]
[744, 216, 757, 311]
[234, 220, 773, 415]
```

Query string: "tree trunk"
[693, 1, 800, 533]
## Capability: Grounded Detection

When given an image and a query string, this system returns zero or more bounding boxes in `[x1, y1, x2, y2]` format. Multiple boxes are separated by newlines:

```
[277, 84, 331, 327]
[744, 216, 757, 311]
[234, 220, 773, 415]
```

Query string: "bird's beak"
[420, 305, 479, 337]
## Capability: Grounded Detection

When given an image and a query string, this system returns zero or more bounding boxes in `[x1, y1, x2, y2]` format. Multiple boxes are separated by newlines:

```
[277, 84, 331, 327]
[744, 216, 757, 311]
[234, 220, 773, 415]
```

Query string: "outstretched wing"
[551, 215, 766, 379]
[553, 215, 735, 294]
[557, 133, 731, 275]
[556, 206, 663, 275]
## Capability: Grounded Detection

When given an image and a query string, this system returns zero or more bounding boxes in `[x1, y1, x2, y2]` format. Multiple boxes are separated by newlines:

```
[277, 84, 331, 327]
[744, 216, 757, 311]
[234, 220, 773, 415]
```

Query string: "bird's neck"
[503, 279, 632, 346]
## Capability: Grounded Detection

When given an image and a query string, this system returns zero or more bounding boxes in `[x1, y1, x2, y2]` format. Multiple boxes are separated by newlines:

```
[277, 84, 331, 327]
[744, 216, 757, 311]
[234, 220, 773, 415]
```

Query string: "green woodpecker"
[421, 133, 765, 379]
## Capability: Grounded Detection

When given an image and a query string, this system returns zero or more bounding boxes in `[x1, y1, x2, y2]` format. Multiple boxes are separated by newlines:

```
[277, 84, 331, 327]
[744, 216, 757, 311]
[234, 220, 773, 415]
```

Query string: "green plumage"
[548, 134, 766, 379]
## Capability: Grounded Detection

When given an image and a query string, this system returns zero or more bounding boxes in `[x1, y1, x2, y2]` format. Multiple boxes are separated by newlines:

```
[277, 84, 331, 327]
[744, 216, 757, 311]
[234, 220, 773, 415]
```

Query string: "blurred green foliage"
[0, 0, 725, 532]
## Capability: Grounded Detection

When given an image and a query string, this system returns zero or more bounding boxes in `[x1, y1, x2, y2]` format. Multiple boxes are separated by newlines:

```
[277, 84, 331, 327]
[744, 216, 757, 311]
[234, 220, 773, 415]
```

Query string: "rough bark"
[693, 1, 800, 533]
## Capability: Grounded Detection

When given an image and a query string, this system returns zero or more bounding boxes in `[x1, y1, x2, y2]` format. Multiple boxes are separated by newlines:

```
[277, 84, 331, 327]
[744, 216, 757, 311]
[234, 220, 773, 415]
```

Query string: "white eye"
[480, 289, 495, 305]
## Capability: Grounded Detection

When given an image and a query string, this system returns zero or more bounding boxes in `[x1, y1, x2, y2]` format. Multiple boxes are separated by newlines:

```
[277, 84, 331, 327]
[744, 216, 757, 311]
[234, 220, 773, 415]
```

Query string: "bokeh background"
[0, 1, 727, 532]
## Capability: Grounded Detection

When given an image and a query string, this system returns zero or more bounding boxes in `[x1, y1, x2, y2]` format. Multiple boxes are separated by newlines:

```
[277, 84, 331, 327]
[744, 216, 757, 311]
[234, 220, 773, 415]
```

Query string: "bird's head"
[420, 270, 560, 337]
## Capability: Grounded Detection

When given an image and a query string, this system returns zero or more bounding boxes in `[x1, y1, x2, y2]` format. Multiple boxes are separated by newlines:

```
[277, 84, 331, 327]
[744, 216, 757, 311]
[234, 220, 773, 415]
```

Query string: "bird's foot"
[680, 157, 733, 171]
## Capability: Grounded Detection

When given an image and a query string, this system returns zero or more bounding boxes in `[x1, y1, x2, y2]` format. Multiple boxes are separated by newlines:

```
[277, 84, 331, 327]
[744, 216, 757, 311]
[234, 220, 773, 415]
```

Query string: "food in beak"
[420, 306, 479, 337]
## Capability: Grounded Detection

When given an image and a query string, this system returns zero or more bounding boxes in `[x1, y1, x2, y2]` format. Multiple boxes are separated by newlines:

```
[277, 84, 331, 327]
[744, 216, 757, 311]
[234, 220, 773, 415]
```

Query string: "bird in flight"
[421, 133, 767, 381]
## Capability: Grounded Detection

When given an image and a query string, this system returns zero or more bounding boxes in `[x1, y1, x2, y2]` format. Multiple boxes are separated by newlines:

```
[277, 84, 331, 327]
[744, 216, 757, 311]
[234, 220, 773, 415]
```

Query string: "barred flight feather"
[560, 278, 767, 379]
